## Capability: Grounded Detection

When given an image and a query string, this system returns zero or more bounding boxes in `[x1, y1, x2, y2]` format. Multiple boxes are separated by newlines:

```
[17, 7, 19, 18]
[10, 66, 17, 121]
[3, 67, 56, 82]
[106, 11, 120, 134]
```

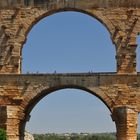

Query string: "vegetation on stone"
[33, 133, 140, 140]
[0, 128, 6, 140]
[33, 133, 116, 140]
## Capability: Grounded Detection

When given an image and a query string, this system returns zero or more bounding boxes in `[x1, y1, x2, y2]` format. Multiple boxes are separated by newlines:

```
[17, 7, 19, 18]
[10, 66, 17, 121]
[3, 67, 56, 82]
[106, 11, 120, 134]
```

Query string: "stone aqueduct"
[1, 0, 140, 139]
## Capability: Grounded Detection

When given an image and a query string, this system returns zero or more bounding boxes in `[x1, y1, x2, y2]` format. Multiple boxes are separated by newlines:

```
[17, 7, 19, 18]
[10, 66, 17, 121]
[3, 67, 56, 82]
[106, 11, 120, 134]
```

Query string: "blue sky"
[22, 11, 140, 134]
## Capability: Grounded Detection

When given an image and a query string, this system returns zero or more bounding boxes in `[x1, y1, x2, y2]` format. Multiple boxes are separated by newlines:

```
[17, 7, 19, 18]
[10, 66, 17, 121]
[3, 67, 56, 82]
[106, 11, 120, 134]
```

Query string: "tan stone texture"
[0, 0, 140, 140]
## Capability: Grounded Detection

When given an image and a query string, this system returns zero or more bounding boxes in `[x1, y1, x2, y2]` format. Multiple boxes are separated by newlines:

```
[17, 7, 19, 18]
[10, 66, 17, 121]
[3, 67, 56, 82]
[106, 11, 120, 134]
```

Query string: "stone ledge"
[0, 0, 140, 9]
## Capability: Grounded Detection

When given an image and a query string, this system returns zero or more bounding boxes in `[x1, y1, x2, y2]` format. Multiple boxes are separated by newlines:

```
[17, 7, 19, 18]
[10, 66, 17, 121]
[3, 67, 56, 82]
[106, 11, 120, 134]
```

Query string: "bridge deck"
[0, 73, 139, 87]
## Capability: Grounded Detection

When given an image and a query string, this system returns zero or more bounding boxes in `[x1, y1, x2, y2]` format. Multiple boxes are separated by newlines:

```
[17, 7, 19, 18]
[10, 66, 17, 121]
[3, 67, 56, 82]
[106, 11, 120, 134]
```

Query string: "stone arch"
[22, 8, 115, 40]
[21, 8, 116, 53]
[21, 7, 116, 73]
[0, 6, 117, 74]
[19, 85, 114, 139]
[22, 10, 116, 73]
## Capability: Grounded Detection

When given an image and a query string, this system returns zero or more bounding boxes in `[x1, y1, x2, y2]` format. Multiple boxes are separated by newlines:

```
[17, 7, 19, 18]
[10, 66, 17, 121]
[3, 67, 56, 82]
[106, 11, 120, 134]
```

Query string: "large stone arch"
[0, 6, 116, 74]
[22, 8, 114, 40]
[22, 8, 116, 73]
[19, 84, 114, 140]
[0, 1, 139, 74]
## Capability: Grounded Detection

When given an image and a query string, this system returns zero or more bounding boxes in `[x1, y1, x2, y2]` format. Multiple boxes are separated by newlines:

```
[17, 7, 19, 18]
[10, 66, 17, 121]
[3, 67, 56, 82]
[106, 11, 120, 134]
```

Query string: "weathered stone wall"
[1, 0, 140, 8]
[0, 1, 140, 74]
[112, 106, 138, 140]
[0, 0, 140, 140]
[0, 73, 140, 139]
[0, 73, 140, 111]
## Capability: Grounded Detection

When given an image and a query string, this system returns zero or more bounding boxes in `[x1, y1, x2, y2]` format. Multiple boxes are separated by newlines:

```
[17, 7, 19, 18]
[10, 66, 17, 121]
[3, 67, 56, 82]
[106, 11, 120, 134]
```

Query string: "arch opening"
[22, 11, 116, 74]
[22, 88, 116, 139]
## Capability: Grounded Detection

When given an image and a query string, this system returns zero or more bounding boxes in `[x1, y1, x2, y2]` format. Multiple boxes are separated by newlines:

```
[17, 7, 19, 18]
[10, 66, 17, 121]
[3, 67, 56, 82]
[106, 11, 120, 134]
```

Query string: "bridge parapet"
[1, 0, 140, 9]
[0, 73, 139, 86]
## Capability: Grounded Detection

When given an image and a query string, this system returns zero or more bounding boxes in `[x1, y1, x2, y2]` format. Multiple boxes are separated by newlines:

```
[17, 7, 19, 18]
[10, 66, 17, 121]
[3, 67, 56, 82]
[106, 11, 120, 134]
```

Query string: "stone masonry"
[0, 0, 140, 140]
